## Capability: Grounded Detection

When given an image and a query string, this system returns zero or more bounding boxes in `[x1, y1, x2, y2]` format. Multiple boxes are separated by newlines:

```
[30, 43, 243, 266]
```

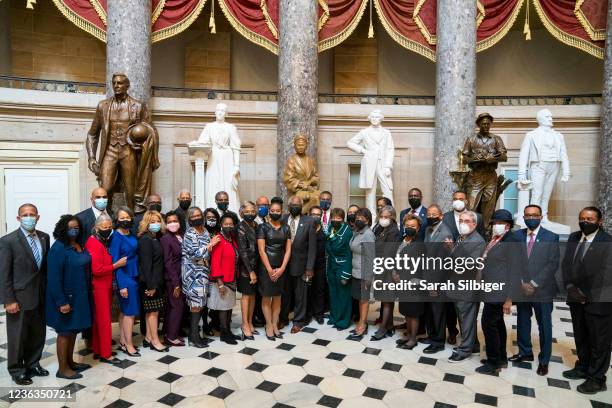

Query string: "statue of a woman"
[283, 134, 320, 214]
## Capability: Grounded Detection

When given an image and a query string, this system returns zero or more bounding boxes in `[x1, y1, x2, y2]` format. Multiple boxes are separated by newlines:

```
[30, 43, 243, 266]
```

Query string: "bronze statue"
[462, 113, 508, 227]
[283, 134, 320, 214]
[86, 73, 160, 214]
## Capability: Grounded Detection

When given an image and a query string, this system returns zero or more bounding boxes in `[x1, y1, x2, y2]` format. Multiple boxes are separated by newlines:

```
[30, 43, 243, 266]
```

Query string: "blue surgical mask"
[258, 206, 269, 218]
[320, 200, 331, 210]
[20, 216, 37, 231]
[67, 228, 80, 238]
[524, 218, 541, 231]
[148, 223, 161, 233]
[94, 198, 108, 211]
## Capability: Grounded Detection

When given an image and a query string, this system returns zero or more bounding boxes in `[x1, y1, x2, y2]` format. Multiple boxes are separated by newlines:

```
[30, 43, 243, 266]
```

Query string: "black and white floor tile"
[0, 304, 611, 407]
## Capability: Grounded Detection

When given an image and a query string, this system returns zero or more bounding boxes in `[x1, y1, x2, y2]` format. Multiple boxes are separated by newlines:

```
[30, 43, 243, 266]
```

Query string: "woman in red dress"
[84, 214, 126, 363]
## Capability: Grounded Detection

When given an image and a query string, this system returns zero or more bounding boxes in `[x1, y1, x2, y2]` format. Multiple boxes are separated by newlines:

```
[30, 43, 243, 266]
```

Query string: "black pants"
[481, 302, 507, 366]
[307, 264, 326, 320]
[280, 275, 309, 325]
[6, 306, 46, 377]
[446, 301, 459, 337]
[424, 302, 447, 346]
[570, 303, 612, 383]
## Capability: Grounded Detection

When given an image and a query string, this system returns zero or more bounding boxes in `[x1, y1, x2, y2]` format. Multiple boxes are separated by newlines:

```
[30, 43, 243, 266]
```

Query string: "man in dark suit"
[510, 204, 559, 376]
[174, 189, 192, 232]
[0, 203, 50, 385]
[421, 204, 454, 354]
[442, 190, 486, 241]
[399, 187, 428, 240]
[280, 196, 317, 333]
[76, 187, 109, 246]
[562, 206, 612, 394]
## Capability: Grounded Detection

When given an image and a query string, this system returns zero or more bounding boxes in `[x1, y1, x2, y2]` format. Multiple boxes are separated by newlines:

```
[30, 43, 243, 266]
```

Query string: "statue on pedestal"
[197, 103, 241, 213]
[346, 109, 395, 217]
[517, 109, 571, 231]
[462, 113, 508, 227]
[86, 73, 160, 213]
[283, 134, 320, 214]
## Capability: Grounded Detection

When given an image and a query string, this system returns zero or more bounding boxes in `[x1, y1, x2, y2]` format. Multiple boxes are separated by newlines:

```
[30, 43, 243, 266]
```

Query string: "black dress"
[397, 239, 426, 318]
[138, 234, 166, 313]
[256, 222, 290, 297]
[237, 220, 259, 295]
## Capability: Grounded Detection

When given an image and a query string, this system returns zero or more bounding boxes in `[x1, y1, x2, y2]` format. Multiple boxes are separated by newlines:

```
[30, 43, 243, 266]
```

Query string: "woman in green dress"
[325, 208, 353, 330]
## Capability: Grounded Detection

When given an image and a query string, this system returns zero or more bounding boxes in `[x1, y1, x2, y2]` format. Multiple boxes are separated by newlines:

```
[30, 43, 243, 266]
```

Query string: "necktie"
[484, 236, 501, 257]
[411, 209, 416, 214]
[574, 236, 588, 262]
[322, 211, 328, 225]
[28, 234, 41, 268]
[527, 232, 535, 258]
[290, 218, 297, 240]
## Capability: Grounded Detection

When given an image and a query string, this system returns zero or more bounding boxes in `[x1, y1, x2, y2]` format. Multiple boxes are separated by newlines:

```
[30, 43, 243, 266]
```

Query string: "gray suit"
[0, 228, 49, 378]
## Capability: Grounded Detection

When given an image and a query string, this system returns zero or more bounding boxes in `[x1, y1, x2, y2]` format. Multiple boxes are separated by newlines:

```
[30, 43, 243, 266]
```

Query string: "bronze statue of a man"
[86, 73, 159, 213]
[283, 134, 320, 214]
[462, 113, 507, 227]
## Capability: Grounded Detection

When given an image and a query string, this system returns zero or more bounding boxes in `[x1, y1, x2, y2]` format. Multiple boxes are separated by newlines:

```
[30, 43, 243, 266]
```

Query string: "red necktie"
[527, 232, 535, 258]
[323, 211, 328, 224]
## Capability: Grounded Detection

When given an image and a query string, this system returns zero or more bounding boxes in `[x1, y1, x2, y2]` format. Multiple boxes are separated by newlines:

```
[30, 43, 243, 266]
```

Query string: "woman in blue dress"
[46, 214, 92, 379]
[109, 206, 140, 357]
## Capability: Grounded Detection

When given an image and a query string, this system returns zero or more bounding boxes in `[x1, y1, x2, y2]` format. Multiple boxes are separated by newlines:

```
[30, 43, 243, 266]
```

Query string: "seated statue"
[283, 134, 320, 214]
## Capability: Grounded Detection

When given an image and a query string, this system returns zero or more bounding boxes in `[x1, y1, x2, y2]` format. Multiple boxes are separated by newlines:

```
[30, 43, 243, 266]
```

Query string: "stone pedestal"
[515, 180, 570, 234]
[188, 142, 211, 210]
[106, 0, 151, 102]
[433, 0, 477, 211]
[598, 0, 612, 231]
[277, 0, 318, 199]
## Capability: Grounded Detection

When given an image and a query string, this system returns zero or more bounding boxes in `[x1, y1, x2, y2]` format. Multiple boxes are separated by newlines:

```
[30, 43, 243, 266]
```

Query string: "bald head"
[90, 187, 108, 210]
[256, 196, 270, 206]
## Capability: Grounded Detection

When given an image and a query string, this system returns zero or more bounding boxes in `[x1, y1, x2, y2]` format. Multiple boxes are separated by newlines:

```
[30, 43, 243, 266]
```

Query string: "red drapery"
[50, 0, 608, 59]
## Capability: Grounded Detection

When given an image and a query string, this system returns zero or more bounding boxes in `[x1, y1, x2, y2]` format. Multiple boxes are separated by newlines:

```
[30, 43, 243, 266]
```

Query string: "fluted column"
[432, 0, 477, 211]
[598, 0, 612, 230]
[277, 0, 318, 199]
[106, 0, 151, 102]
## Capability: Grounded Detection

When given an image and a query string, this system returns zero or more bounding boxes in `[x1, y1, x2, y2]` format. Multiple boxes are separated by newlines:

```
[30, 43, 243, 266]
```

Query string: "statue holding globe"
[86, 73, 160, 213]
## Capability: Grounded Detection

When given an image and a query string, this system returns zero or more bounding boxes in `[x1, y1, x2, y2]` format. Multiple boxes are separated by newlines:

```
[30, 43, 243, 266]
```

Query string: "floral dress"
[181, 227, 211, 308]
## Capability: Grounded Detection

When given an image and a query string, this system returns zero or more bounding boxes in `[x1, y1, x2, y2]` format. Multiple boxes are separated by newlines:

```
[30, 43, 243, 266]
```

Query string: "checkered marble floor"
[0, 304, 611, 408]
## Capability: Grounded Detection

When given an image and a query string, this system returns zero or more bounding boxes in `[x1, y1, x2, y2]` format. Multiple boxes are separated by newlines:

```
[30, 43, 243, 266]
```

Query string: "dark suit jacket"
[442, 210, 486, 241]
[514, 227, 559, 300]
[138, 234, 165, 290]
[424, 222, 454, 283]
[480, 231, 520, 302]
[0, 228, 50, 310]
[562, 229, 612, 315]
[447, 230, 485, 301]
[76, 207, 96, 246]
[282, 214, 317, 277]
[399, 206, 428, 240]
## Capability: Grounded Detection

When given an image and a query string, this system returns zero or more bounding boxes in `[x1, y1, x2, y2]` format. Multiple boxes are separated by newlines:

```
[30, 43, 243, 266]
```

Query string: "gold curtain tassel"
[523, 0, 531, 40]
[368, 0, 374, 38]
[209, 0, 216, 34]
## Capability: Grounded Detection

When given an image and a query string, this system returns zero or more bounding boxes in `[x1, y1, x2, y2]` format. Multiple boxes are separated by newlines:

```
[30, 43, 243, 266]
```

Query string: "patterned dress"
[181, 227, 211, 308]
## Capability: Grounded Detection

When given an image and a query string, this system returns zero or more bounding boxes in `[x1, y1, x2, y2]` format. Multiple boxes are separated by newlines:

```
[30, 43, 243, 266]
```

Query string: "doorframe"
[0, 142, 81, 236]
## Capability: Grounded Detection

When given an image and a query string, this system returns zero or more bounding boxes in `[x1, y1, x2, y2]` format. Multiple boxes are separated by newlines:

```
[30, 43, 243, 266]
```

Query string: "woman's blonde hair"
[138, 210, 165, 237]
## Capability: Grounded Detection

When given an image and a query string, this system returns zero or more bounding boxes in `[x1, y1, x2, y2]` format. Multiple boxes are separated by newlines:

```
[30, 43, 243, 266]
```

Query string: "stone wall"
[0, 88, 600, 232]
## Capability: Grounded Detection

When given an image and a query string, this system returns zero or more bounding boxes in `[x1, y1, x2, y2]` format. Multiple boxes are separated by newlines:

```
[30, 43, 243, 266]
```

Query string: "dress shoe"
[291, 325, 302, 334]
[27, 364, 49, 377]
[71, 362, 92, 372]
[562, 367, 587, 380]
[418, 337, 433, 344]
[220, 332, 238, 345]
[99, 357, 122, 364]
[397, 340, 417, 350]
[12, 374, 32, 385]
[315, 316, 324, 325]
[56, 371, 83, 380]
[475, 362, 500, 375]
[448, 352, 469, 363]
[577, 379, 607, 394]
[536, 364, 549, 376]
[508, 353, 534, 362]
[447, 335, 457, 345]
[423, 345, 444, 354]
[480, 358, 507, 369]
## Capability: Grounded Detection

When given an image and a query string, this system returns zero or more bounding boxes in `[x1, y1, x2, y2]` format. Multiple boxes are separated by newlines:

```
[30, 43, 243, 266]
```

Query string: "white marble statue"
[197, 103, 241, 213]
[517, 108, 571, 232]
[347, 109, 395, 217]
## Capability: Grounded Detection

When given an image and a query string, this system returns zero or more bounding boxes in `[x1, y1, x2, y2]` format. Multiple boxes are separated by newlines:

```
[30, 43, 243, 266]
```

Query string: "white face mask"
[452, 200, 466, 212]
[379, 218, 391, 228]
[458, 223, 471, 236]
[492, 224, 507, 237]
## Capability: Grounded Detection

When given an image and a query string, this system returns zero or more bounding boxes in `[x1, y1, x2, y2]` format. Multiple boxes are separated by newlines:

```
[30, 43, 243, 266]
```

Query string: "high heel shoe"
[119, 343, 141, 357]
[142, 339, 151, 348]
[265, 328, 276, 341]
[370, 327, 393, 341]
[241, 329, 254, 341]
[150, 343, 169, 353]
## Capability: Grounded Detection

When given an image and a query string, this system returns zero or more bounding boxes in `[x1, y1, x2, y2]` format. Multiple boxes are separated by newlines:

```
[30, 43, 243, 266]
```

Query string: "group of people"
[0, 186, 610, 396]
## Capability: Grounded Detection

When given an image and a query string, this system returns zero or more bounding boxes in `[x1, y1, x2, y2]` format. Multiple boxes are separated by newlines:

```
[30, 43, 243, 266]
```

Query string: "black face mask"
[148, 203, 162, 212]
[426, 217, 441, 226]
[403, 227, 418, 237]
[243, 214, 256, 223]
[354, 220, 366, 230]
[98, 228, 112, 239]
[579, 221, 599, 236]
[269, 213, 282, 221]
[289, 206, 302, 217]
[117, 219, 133, 230]
[222, 226, 234, 236]
[217, 202, 229, 211]
[330, 220, 342, 230]
[189, 217, 204, 227]
[409, 198, 421, 209]
[179, 199, 191, 210]
[347, 213, 356, 224]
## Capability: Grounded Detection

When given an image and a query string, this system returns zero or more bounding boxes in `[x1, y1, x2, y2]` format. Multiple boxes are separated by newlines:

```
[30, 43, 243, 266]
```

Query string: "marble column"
[598, 0, 612, 231]
[106, 0, 151, 102]
[432, 0, 477, 211]
[0, 0, 11, 75]
[277, 0, 318, 199]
